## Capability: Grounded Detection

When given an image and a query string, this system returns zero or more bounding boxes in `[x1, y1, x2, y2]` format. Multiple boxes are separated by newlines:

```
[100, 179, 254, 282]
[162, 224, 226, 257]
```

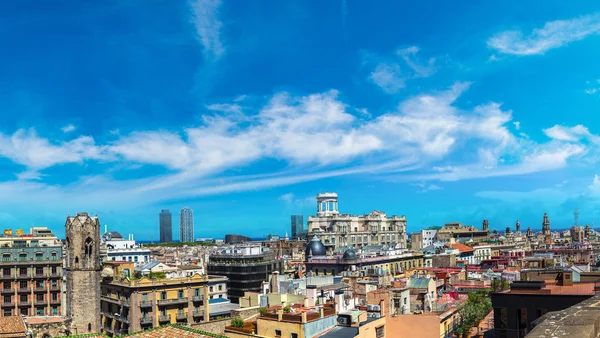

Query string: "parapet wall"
[526, 294, 600, 337]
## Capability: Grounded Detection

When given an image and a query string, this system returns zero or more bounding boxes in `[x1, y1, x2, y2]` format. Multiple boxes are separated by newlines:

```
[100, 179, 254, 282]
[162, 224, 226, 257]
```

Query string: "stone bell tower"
[65, 212, 101, 334]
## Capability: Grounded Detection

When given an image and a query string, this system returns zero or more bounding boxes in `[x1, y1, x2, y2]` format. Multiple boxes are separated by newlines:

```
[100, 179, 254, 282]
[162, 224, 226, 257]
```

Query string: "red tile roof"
[0, 316, 27, 338]
[452, 243, 474, 253]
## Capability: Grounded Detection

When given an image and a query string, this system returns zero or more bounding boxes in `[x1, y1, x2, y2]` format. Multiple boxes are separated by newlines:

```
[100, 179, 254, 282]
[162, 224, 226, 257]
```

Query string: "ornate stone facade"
[307, 193, 407, 253]
[65, 212, 101, 335]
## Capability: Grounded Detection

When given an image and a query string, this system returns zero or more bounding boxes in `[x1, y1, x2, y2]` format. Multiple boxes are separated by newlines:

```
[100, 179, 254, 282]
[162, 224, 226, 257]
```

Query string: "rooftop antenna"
[574, 208, 580, 226]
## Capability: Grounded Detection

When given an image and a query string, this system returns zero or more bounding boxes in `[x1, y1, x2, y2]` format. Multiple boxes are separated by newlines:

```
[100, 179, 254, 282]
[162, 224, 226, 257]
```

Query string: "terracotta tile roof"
[125, 326, 225, 338]
[56, 325, 225, 338]
[452, 243, 474, 253]
[0, 316, 26, 338]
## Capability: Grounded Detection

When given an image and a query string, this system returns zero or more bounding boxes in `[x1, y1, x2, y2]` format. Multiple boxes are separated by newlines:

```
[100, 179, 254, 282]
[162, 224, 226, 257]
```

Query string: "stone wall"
[26, 318, 70, 338]
[432, 254, 456, 268]
[191, 318, 231, 335]
[231, 306, 261, 320]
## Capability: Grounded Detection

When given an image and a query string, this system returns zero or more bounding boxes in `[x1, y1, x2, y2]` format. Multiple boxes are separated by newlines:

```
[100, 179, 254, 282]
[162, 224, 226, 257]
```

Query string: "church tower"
[542, 213, 551, 236]
[542, 212, 553, 246]
[515, 220, 521, 233]
[482, 219, 489, 232]
[65, 212, 101, 334]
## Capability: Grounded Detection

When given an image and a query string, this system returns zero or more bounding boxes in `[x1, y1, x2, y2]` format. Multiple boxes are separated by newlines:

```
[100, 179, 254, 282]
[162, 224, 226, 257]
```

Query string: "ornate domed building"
[305, 236, 327, 259]
[342, 248, 357, 260]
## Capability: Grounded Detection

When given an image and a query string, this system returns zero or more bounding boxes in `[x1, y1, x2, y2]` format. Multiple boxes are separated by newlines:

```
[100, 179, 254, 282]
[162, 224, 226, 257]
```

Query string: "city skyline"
[0, 2, 600, 238]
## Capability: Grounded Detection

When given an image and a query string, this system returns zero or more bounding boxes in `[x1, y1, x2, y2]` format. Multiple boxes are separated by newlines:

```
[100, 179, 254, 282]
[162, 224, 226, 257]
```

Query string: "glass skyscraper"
[291, 215, 304, 239]
[159, 209, 172, 243]
[179, 207, 194, 243]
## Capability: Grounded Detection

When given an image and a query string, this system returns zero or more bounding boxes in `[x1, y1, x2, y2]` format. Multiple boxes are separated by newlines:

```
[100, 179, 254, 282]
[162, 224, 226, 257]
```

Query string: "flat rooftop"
[500, 281, 596, 296]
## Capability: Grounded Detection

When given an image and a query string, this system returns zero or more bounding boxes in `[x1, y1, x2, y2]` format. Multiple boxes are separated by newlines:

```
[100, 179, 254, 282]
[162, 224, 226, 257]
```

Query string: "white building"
[107, 247, 151, 266]
[473, 244, 491, 264]
[307, 193, 407, 253]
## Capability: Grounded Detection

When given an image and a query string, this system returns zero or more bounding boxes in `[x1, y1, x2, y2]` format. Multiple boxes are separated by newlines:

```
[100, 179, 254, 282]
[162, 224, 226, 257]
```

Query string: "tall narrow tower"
[515, 220, 521, 233]
[574, 208, 580, 226]
[542, 212, 551, 236]
[180, 207, 194, 243]
[482, 219, 489, 232]
[65, 212, 101, 334]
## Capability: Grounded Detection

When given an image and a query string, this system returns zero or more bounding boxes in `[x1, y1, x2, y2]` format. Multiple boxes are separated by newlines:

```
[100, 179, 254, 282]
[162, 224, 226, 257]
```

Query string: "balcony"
[192, 296, 203, 302]
[115, 314, 130, 324]
[2, 274, 13, 279]
[48, 271, 61, 278]
[1, 302, 14, 308]
[34, 299, 47, 306]
[157, 298, 188, 306]
[140, 316, 153, 325]
[33, 273, 46, 279]
[17, 273, 31, 279]
[17, 287, 30, 293]
[176, 312, 187, 320]
[120, 299, 130, 307]
[17, 301, 31, 307]
[158, 314, 171, 323]
[50, 298, 60, 305]
[101, 295, 121, 304]
[1, 288, 13, 294]
[140, 300, 153, 308]
[104, 325, 113, 334]
[50, 285, 60, 291]
[192, 310, 203, 317]
[34, 286, 46, 293]
[103, 312, 114, 319]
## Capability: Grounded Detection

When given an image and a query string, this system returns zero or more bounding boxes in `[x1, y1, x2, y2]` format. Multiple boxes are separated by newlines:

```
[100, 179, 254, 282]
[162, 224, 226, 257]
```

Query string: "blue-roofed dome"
[342, 249, 357, 260]
[305, 236, 326, 258]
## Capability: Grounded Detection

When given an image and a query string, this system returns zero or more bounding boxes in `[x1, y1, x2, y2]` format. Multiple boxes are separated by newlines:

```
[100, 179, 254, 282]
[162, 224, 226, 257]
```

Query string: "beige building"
[100, 261, 231, 336]
[436, 222, 489, 243]
[307, 193, 407, 253]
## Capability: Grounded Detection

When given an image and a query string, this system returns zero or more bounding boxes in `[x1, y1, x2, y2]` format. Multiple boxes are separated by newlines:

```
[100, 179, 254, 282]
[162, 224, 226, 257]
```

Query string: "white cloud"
[413, 182, 443, 193]
[278, 193, 314, 206]
[367, 46, 437, 93]
[513, 121, 521, 130]
[0, 83, 597, 207]
[0, 129, 108, 171]
[189, 0, 225, 61]
[369, 63, 405, 93]
[543, 125, 600, 143]
[61, 124, 76, 133]
[206, 103, 243, 115]
[487, 13, 600, 55]
[589, 174, 600, 192]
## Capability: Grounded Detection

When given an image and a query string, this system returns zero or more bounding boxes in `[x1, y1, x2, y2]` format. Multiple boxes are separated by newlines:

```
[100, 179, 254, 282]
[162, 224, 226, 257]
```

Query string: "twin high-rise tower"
[159, 207, 194, 243]
[159, 209, 172, 242]
[180, 207, 194, 243]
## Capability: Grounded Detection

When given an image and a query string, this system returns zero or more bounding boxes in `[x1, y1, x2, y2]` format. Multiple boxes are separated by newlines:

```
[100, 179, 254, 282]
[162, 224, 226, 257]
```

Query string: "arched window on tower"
[85, 237, 93, 258]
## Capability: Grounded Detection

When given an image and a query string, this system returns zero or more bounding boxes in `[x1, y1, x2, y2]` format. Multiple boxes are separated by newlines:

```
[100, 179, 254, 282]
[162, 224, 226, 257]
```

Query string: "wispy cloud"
[61, 124, 76, 133]
[189, 0, 225, 61]
[487, 13, 600, 55]
[366, 46, 437, 93]
[413, 182, 443, 193]
[369, 63, 405, 93]
[585, 79, 600, 95]
[0, 83, 597, 211]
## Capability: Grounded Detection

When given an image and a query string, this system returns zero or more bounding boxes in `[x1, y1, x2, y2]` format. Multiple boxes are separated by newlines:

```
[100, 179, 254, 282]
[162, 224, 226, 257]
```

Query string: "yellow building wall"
[267, 293, 305, 307]
[354, 317, 386, 338]
[257, 318, 304, 338]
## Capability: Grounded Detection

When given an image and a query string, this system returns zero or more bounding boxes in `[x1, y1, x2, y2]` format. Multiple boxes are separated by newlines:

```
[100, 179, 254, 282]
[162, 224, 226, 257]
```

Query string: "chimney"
[271, 271, 280, 294]
[306, 285, 317, 307]
[334, 290, 344, 313]
[379, 299, 386, 317]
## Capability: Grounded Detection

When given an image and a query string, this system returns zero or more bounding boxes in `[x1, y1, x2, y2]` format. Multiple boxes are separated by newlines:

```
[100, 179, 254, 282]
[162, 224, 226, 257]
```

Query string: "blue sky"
[1, 1, 600, 240]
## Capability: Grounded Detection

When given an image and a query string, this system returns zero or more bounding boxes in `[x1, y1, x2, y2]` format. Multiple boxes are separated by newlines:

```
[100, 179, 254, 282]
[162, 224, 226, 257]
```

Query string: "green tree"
[231, 317, 244, 328]
[283, 305, 291, 313]
[459, 291, 492, 333]
[259, 307, 268, 315]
